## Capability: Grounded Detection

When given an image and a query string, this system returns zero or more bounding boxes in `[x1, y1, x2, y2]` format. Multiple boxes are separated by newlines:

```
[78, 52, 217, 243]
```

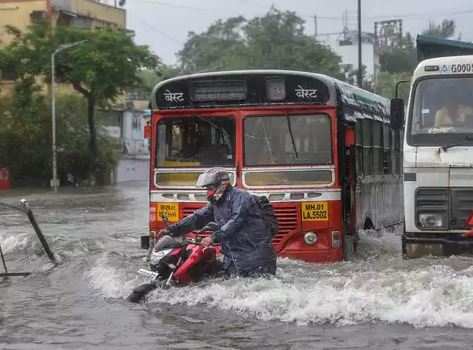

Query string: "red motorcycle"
[127, 223, 220, 303]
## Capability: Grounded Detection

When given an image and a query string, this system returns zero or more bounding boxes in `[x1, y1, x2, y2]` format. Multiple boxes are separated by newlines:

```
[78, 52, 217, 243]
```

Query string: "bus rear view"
[402, 56, 473, 257]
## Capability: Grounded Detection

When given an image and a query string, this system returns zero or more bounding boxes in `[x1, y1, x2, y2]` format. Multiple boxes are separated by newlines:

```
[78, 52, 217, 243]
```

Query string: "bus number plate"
[302, 202, 329, 221]
[157, 203, 179, 222]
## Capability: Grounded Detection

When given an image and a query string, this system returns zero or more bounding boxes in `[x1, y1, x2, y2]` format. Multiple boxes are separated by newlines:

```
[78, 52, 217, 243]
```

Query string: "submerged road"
[1, 182, 473, 349]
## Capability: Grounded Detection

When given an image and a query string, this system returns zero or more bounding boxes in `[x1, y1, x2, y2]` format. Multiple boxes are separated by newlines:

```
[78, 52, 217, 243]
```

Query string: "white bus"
[392, 55, 473, 258]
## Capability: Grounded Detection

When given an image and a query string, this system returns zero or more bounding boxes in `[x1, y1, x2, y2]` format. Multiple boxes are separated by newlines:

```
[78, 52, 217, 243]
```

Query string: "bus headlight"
[304, 232, 318, 245]
[418, 213, 444, 228]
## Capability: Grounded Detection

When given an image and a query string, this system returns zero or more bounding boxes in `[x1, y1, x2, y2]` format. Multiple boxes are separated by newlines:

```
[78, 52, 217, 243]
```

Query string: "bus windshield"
[409, 77, 473, 146]
[157, 116, 235, 168]
[244, 114, 332, 166]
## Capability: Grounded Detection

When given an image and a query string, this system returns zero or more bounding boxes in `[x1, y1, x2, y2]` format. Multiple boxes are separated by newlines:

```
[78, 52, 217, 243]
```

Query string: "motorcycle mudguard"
[173, 245, 217, 284]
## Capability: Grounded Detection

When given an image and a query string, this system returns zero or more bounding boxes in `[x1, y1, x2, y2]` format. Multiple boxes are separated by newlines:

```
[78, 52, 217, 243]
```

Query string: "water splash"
[140, 258, 473, 328]
[84, 224, 473, 329]
[86, 254, 140, 299]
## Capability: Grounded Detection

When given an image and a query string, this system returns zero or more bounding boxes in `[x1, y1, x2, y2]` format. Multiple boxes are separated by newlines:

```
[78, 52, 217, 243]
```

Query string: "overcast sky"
[120, 0, 473, 65]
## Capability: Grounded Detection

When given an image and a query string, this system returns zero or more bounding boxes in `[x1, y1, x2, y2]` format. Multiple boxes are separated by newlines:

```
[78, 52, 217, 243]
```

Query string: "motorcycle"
[127, 223, 221, 303]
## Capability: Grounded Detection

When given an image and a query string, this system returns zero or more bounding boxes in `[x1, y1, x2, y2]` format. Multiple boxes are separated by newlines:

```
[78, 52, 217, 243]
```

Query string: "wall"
[0, 0, 47, 46]
[51, 0, 125, 28]
[115, 157, 149, 183]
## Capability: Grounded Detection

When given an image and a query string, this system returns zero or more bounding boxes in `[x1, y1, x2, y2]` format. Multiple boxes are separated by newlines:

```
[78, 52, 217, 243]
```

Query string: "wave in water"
[87, 230, 473, 329]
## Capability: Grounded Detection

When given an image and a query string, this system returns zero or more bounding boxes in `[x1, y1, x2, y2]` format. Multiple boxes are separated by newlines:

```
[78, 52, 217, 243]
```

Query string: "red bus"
[142, 70, 403, 262]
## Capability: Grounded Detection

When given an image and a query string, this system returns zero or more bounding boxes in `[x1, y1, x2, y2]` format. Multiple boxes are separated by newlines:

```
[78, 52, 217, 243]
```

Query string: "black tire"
[127, 283, 157, 303]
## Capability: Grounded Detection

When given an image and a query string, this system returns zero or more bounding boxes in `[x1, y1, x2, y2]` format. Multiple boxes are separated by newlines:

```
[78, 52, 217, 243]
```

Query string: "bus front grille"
[451, 188, 473, 229]
[181, 204, 299, 244]
[416, 187, 473, 230]
[273, 205, 299, 245]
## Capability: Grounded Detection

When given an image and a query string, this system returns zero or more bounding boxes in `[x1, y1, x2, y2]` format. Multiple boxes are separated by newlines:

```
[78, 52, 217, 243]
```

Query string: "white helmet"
[196, 168, 230, 188]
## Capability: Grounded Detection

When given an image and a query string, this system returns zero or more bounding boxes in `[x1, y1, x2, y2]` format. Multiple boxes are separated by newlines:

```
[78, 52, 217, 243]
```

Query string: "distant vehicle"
[392, 54, 473, 258]
[141, 70, 403, 263]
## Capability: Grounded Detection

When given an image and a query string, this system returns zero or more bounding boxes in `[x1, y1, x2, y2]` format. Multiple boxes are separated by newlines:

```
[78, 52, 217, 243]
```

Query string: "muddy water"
[1, 183, 473, 349]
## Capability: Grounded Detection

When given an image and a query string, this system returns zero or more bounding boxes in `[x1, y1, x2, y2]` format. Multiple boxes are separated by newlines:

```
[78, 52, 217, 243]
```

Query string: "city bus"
[142, 70, 403, 262]
[392, 55, 473, 258]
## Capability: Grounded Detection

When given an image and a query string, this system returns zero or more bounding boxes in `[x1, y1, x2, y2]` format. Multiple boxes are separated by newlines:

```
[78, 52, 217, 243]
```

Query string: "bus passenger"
[156, 168, 277, 277]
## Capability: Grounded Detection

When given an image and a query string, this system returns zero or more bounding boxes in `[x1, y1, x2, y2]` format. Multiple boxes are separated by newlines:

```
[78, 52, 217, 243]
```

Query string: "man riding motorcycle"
[157, 168, 277, 277]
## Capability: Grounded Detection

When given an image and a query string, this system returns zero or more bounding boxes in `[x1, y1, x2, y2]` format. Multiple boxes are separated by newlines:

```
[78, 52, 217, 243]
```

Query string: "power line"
[131, 14, 185, 55]
[141, 0, 225, 12]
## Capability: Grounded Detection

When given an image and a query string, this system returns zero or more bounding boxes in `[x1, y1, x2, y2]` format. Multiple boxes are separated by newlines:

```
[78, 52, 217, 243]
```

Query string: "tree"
[178, 8, 342, 78]
[374, 71, 410, 99]
[0, 79, 51, 185]
[1, 22, 158, 181]
[378, 20, 457, 75]
[378, 33, 417, 74]
[0, 83, 119, 186]
[423, 19, 456, 39]
[138, 64, 181, 91]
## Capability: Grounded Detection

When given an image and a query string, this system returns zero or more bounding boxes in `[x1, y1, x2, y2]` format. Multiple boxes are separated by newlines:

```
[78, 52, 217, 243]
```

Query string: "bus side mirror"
[390, 98, 405, 130]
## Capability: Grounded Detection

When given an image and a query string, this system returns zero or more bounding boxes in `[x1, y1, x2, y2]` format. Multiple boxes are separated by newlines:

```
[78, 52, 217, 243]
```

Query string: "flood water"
[2, 182, 473, 349]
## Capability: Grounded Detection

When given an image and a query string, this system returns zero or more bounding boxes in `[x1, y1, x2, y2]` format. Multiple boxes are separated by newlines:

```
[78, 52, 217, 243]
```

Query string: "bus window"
[355, 120, 363, 177]
[157, 117, 235, 168]
[383, 123, 392, 174]
[244, 114, 332, 166]
[361, 118, 373, 176]
[373, 120, 384, 174]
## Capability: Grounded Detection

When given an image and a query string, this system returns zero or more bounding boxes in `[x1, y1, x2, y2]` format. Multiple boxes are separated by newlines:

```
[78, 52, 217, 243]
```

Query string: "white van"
[392, 55, 473, 257]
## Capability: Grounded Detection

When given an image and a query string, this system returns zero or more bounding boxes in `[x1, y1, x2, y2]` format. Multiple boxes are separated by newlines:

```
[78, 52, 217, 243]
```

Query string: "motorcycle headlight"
[418, 213, 445, 228]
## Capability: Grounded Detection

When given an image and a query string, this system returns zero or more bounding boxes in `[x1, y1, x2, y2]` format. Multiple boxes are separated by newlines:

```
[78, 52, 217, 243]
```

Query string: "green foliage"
[0, 84, 50, 185]
[2, 22, 158, 98]
[55, 94, 118, 184]
[378, 20, 457, 75]
[423, 20, 456, 39]
[178, 8, 342, 78]
[374, 71, 411, 100]
[0, 91, 118, 186]
[138, 64, 181, 91]
[378, 33, 417, 74]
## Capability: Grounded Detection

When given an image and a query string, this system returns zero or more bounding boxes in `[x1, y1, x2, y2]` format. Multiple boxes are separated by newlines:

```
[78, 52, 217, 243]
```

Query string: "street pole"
[50, 40, 87, 192]
[51, 51, 58, 192]
[357, 0, 362, 88]
[313, 15, 318, 40]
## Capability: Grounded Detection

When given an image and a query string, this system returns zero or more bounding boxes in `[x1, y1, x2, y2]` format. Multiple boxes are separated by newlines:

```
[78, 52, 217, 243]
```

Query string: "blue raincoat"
[168, 187, 276, 276]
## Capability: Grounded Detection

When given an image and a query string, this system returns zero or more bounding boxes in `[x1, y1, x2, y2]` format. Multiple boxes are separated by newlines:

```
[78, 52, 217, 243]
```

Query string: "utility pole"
[357, 0, 363, 88]
[313, 15, 318, 40]
[50, 40, 87, 192]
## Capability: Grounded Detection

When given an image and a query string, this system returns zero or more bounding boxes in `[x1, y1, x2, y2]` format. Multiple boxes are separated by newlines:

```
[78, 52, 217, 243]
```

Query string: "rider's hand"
[155, 228, 170, 240]
[201, 236, 212, 247]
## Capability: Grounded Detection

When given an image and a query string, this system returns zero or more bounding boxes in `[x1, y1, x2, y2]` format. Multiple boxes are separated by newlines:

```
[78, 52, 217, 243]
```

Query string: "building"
[323, 30, 376, 86]
[0, 0, 125, 46]
[108, 90, 151, 183]
[0, 0, 126, 90]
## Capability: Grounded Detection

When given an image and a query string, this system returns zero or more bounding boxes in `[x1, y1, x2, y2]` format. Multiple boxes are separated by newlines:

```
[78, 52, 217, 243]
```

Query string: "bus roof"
[151, 69, 389, 118]
[417, 35, 473, 62]
[414, 55, 473, 80]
